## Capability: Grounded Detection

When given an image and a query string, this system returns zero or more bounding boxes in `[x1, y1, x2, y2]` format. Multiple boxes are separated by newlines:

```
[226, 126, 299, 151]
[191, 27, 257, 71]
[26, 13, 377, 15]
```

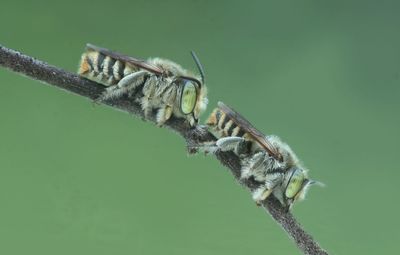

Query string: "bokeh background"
[1, 1, 399, 254]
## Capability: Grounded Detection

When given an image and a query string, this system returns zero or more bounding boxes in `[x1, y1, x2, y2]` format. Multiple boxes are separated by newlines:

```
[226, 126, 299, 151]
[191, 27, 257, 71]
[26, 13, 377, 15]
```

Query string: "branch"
[0, 44, 328, 255]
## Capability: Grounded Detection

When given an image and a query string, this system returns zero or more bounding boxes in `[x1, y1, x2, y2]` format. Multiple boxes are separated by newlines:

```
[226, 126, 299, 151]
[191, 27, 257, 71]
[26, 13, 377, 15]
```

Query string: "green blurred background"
[1, 0, 399, 254]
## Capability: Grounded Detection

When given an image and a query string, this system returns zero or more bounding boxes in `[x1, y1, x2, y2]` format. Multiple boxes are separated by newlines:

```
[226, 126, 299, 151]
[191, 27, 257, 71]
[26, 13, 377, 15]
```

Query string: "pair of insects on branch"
[78, 44, 320, 210]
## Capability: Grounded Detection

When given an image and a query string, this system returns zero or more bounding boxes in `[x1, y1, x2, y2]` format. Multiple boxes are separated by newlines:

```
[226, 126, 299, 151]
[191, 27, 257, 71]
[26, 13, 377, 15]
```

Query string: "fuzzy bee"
[206, 102, 320, 209]
[78, 44, 208, 126]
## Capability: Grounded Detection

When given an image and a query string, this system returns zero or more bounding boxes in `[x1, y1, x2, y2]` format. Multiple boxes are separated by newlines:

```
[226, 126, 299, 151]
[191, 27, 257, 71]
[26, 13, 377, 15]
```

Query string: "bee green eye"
[180, 81, 197, 114]
[285, 169, 305, 199]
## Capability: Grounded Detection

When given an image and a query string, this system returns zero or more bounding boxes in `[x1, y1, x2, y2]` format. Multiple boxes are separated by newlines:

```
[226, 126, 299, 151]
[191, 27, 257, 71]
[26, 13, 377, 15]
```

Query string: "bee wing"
[217, 102, 282, 161]
[86, 44, 164, 75]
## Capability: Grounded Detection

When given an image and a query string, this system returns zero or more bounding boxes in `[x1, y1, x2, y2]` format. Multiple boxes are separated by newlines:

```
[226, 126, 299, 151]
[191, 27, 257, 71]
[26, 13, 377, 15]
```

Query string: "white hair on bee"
[150, 57, 184, 73]
[195, 85, 208, 117]
[149, 58, 190, 78]
[266, 135, 301, 168]
[241, 152, 263, 180]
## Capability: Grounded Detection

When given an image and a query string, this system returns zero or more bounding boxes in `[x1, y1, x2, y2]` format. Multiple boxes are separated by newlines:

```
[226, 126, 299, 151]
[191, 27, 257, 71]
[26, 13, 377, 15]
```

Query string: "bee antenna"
[190, 51, 205, 84]
[307, 179, 325, 187]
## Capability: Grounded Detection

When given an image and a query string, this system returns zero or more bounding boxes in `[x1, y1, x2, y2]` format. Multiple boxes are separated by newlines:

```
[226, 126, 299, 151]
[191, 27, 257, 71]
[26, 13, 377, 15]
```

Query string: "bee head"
[283, 167, 321, 210]
[175, 51, 208, 125]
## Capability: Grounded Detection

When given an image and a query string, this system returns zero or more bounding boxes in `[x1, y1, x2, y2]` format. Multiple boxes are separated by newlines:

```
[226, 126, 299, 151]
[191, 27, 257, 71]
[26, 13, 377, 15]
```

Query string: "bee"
[78, 44, 208, 126]
[206, 102, 320, 209]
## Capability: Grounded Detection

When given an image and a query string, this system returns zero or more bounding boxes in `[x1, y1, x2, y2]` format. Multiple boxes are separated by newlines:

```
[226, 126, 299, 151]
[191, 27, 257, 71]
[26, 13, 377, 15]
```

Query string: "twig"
[0, 44, 328, 255]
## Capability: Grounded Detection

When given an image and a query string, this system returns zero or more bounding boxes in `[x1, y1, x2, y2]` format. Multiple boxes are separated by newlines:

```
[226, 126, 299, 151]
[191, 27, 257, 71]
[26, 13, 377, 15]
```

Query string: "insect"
[78, 44, 208, 126]
[206, 102, 319, 209]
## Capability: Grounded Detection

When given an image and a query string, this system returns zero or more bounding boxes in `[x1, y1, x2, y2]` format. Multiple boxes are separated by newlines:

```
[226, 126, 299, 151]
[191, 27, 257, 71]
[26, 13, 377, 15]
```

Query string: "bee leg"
[156, 105, 173, 126]
[241, 152, 266, 179]
[156, 86, 177, 126]
[188, 117, 196, 127]
[142, 104, 153, 120]
[141, 96, 153, 119]
[141, 75, 158, 118]
[187, 135, 244, 155]
[252, 186, 268, 205]
[187, 137, 237, 155]
[216, 136, 245, 152]
[255, 189, 274, 206]
[97, 71, 147, 102]
[253, 173, 283, 205]
[187, 141, 218, 154]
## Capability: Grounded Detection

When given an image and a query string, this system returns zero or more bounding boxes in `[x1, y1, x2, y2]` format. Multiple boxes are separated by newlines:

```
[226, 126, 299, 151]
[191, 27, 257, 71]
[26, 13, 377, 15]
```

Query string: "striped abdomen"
[78, 50, 139, 86]
[207, 108, 247, 138]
